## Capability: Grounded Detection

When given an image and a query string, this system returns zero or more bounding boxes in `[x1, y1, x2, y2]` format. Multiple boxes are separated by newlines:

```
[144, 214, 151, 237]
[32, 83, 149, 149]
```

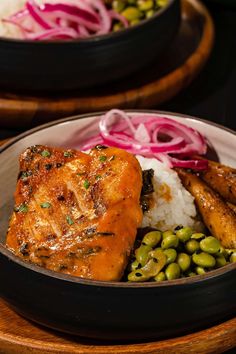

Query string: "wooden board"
[0, 299, 235, 354]
[0, 0, 214, 129]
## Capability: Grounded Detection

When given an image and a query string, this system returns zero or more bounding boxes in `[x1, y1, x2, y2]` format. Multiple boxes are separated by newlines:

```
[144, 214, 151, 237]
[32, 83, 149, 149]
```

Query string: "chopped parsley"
[64, 151, 73, 158]
[40, 202, 51, 209]
[14, 203, 28, 213]
[99, 155, 107, 162]
[95, 175, 102, 180]
[41, 150, 51, 158]
[84, 180, 90, 189]
[66, 215, 74, 225]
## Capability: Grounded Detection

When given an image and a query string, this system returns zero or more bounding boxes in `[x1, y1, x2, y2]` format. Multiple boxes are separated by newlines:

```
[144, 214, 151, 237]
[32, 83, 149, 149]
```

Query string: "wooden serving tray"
[0, 0, 214, 129]
[0, 299, 235, 354]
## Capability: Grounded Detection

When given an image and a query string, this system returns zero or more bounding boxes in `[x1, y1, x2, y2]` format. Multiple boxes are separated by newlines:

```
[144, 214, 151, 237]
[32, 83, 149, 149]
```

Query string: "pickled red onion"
[80, 109, 208, 171]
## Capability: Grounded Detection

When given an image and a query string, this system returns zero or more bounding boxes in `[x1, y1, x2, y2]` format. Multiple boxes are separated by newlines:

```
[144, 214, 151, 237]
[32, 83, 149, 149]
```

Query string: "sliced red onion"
[26, 27, 78, 40]
[109, 10, 128, 28]
[26, 0, 55, 30]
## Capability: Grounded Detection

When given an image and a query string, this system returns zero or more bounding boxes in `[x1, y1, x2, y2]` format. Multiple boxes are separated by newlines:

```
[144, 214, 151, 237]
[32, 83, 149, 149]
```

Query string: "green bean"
[185, 240, 200, 254]
[163, 248, 177, 265]
[161, 234, 179, 249]
[165, 263, 181, 280]
[176, 227, 192, 242]
[200, 236, 221, 254]
[192, 252, 216, 268]
[142, 231, 162, 248]
[177, 253, 191, 272]
[135, 244, 152, 266]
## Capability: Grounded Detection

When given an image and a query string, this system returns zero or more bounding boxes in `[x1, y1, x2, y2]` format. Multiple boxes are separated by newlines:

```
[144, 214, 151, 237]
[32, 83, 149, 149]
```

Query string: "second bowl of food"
[0, 109, 235, 341]
[0, 0, 180, 92]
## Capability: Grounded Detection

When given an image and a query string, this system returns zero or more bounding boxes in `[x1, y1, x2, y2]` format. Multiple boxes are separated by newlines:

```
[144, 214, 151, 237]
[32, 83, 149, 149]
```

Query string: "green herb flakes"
[14, 204, 28, 213]
[40, 202, 51, 209]
[99, 155, 107, 162]
[84, 180, 90, 189]
[95, 175, 102, 180]
[64, 151, 73, 158]
[66, 215, 74, 225]
[41, 150, 51, 158]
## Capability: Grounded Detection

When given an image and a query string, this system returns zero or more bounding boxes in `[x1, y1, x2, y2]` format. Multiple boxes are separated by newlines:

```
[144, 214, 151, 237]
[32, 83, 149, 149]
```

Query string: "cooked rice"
[137, 156, 201, 232]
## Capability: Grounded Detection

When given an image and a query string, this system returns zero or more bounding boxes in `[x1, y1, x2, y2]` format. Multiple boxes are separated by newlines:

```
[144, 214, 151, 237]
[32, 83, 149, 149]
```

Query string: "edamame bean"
[142, 231, 162, 247]
[161, 234, 179, 249]
[112, 0, 126, 13]
[191, 233, 205, 240]
[177, 253, 191, 272]
[135, 244, 152, 266]
[230, 252, 236, 263]
[195, 266, 206, 275]
[162, 230, 173, 239]
[128, 269, 149, 282]
[165, 263, 181, 280]
[163, 248, 177, 265]
[215, 255, 227, 268]
[185, 239, 200, 254]
[154, 271, 166, 281]
[130, 259, 141, 271]
[121, 7, 142, 21]
[192, 252, 216, 268]
[176, 227, 192, 242]
[200, 236, 220, 254]
[138, 0, 154, 11]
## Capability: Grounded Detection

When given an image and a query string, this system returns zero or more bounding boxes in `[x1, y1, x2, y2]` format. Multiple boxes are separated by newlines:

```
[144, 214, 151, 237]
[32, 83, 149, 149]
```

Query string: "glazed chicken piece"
[200, 159, 236, 204]
[177, 168, 236, 249]
[6, 145, 143, 281]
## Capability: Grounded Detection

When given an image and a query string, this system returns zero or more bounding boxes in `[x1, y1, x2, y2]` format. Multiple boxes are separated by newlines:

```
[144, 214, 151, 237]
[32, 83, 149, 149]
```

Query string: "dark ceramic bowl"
[0, 0, 180, 93]
[0, 111, 235, 341]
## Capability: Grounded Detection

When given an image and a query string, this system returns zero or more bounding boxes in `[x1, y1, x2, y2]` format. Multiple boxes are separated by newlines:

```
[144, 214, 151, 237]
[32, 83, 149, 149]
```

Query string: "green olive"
[142, 231, 162, 248]
[191, 233, 205, 240]
[161, 234, 179, 249]
[163, 248, 177, 265]
[192, 252, 216, 268]
[230, 252, 236, 263]
[195, 266, 206, 275]
[135, 244, 152, 266]
[200, 236, 221, 254]
[121, 7, 142, 21]
[176, 227, 192, 242]
[185, 240, 200, 254]
[215, 255, 227, 268]
[165, 263, 181, 280]
[177, 253, 191, 272]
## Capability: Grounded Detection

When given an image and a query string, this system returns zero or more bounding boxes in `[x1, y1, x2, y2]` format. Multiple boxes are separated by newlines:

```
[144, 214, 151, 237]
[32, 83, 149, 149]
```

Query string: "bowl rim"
[0, 0, 177, 45]
[0, 109, 235, 289]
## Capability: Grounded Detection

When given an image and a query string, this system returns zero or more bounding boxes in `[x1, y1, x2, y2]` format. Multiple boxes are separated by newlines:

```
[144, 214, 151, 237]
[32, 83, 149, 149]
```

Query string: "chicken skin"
[6, 145, 143, 281]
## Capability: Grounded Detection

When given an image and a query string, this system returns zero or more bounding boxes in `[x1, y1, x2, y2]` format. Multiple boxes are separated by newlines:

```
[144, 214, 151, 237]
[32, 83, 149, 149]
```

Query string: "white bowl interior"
[0, 112, 235, 244]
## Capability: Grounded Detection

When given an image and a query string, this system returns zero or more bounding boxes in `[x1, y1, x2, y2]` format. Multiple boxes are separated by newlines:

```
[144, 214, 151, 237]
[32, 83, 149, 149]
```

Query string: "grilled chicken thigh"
[6, 145, 143, 281]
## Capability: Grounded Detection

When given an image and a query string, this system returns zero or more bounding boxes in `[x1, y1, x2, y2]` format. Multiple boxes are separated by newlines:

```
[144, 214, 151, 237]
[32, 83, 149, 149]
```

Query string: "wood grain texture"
[0, 0, 214, 129]
[0, 299, 235, 354]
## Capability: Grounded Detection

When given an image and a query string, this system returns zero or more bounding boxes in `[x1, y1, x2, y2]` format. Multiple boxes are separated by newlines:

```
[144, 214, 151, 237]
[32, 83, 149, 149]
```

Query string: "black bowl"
[0, 0, 180, 93]
[0, 111, 235, 341]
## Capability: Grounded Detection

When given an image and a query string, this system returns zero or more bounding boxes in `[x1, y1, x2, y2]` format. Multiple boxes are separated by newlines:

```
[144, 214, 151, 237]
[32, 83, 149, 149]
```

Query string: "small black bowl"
[0, 0, 180, 93]
[0, 111, 235, 341]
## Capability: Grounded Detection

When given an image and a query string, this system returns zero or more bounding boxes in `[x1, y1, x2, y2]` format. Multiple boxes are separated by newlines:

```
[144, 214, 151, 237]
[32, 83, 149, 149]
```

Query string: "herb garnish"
[40, 202, 51, 209]
[64, 151, 73, 158]
[41, 150, 51, 158]
[95, 175, 102, 180]
[99, 155, 107, 162]
[14, 203, 28, 213]
[84, 180, 90, 189]
[66, 215, 74, 225]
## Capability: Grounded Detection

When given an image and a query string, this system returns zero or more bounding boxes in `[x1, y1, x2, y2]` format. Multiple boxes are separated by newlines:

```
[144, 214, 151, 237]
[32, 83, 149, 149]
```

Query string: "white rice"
[137, 156, 201, 232]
